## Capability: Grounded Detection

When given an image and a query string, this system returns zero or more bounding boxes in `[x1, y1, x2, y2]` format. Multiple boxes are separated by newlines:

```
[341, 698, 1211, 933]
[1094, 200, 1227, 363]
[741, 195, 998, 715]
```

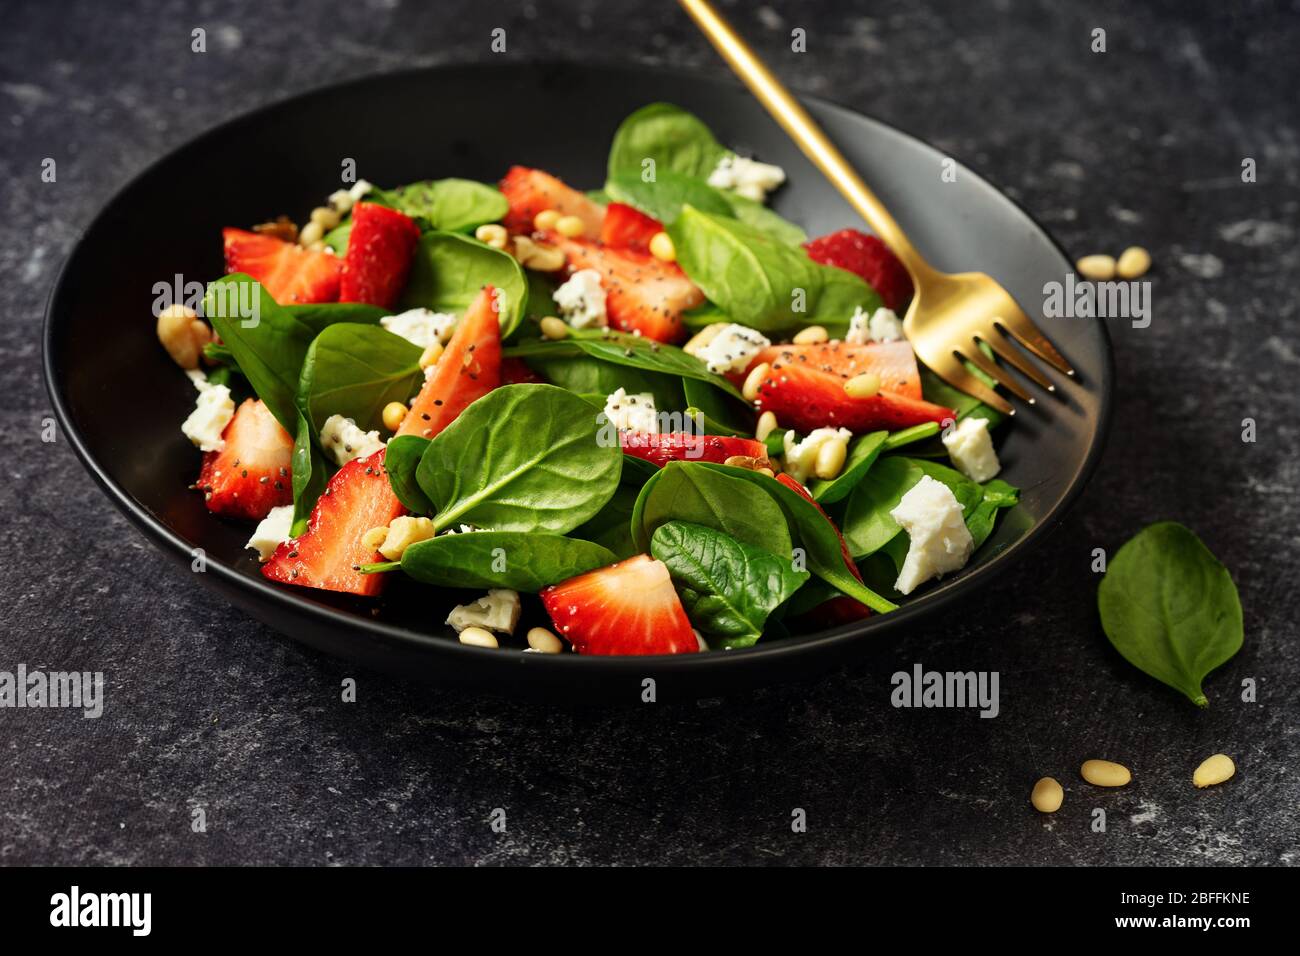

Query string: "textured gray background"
[3, 0, 1297, 865]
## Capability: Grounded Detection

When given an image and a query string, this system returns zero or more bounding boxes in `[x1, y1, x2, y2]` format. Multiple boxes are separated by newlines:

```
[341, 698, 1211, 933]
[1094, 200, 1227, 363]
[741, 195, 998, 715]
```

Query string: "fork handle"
[678, 0, 933, 281]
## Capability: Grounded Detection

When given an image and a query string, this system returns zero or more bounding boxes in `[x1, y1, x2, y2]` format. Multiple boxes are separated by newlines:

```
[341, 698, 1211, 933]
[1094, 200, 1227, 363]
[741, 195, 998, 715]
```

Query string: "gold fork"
[678, 0, 1073, 414]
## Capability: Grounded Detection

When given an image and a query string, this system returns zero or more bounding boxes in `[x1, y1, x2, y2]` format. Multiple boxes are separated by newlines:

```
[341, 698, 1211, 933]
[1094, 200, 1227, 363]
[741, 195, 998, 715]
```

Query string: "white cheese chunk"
[446, 589, 522, 635]
[245, 504, 295, 562]
[694, 323, 771, 374]
[603, 388, 658, 433]
[707, 154, 787, 203]
[348, 179, 373, 202]
[890, 475, 974, 595]
[782, 427, 853, 485]
[942, 417, 1000, 483]
[380, 308, 457, 349]
[319, 414, 385, 467]
[553, 269, 607, 329]
[181, 382, 234, 452]
[846, 306, 904, 344]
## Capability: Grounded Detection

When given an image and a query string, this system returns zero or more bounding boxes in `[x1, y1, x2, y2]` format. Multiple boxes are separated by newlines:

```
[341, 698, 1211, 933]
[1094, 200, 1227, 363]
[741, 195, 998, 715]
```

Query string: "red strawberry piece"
[222, 228, 342, 304]
[803, 228, 914, 310]
[599, 202, 664, 252]
[545, 233, 702, 343]
[540, 555, 699, 655]
[196, 399, 293, 520]
[498, 166, 606, 235]
[261, 448, 404, 596]
[753, 362, 953, 433]
[501, 357, 542, 385]
[799, 595, 874, 628]
[620, 432, 769, 469]
[339, 202, 422, 308]
[739, 341, 923, 400]
[399, 286, 501, 438]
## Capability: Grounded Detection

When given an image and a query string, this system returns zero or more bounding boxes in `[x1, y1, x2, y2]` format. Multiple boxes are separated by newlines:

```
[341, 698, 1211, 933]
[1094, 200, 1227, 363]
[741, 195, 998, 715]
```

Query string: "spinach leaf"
[717, 191, 807, 245]
[681, 301, 731, 331]
[203, 274, 314, 435]
[814, 262, 885, 333]
[607, 102, 729, 183]
[883, 421, 941, 450]
[524, 352, 685, 414]
[809, 430, 888, 504]
[965, 479, 1019, 550]
[415, 384, 622, 534]
[289, 409, 329, 537]
[682, 378, 752, 436]
[285, 302, 389, 336]
[524, 271, 558, 321]
[1097, 522, 1243, 708]
[297, 323, 423, 434]
[605, 168, 733, 224]
[383, 178, 508, 233]
[400, 531, 615, 591]
[842, 457, 925, 558]
[572, 480, 642, 560]
[384, 435, 434, 515]
[630, 461, 792, 557]
[651, 521, 809, 648]
[399, 231, 528, 337]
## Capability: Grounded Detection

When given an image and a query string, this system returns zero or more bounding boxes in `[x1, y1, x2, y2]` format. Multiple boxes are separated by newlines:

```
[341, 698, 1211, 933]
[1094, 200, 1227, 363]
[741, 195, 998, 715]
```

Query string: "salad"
[157, 103, 1020, 656]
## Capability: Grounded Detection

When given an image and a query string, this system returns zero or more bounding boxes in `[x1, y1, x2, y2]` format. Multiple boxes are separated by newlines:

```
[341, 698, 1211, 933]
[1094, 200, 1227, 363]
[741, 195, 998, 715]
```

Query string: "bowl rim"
[42, 60, 1114, 674]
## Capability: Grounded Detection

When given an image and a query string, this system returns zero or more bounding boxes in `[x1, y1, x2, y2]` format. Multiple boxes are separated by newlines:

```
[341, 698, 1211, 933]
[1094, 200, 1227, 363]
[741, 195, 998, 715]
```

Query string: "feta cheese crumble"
[942, 417, 1001, 483]
[446, 589, 522, 635]
[889, 475, 974, 595]
[603, 388, 658, 433]
[553, 269, 607, 329]
[380, 308, 457, 349]
[846, 306, 904, 344]
[319, 414, 385, 467]
[782, 427, 853, 485]
[245, 504, 294, 562]
[707, 154, 787, 203]
[181, 380, 234, 452]
[694, 323, 771, 374]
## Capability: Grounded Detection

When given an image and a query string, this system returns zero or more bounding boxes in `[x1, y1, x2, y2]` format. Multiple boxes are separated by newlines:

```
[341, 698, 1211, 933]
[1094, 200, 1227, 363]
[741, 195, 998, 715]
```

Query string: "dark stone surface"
[3, 0, 1296, 865]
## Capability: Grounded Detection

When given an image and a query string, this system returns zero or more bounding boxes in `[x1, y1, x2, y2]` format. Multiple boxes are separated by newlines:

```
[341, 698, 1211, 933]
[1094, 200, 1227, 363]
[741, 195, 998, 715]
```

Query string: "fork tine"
[981, 330, 1056, 391]
[958, 345, 1035, 404]
[927, 353, 1014, 415]
[997, 312, 1075, 376]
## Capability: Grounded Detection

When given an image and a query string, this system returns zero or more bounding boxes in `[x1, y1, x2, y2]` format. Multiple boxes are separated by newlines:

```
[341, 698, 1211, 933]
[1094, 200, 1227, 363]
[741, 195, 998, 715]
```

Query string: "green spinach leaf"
[400, 531, 615, 591]
[607, 102, 729, 183]
[399, 231, 528, 337]
[605, 167, 733, 224]
[384, 178, 508, 233]
[630, 461, 792, 557]
[965, 479, 1019, 550]
[524, 352, 685, 414]
[682, 377, 752, 436]
[384, 434, 434, 515]
[572, 480, 642, 560]
[717, 191, 806, 245]
[297, 323, 423, 434]
[285, 302, 390, 336]
[809, 430, 888, 504]
[842, 457, 925, 558]
[290, 408, 329, 537]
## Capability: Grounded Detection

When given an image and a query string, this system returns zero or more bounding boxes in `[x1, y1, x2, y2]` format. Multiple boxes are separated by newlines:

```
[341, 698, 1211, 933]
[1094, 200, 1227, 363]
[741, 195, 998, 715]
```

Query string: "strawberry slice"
[196, 399, 293, 520]
[222, 228, 342, 304]
[540, 555, 699, 655]
[599, 202, 663, 252]
[775, 472, 871, 619]
[261, 449, 404, 596]
[545, 234, 702, 342]
[804, 229, 913, 310]
[753, 362, 954, 433]
[501, 357, 542, 385]
[339, 202, 422, 308]
[741, 341, 922, 400]
[499, 166, 606, 235]
[620, 432, 768, 469]
[399, 285, 501, 438]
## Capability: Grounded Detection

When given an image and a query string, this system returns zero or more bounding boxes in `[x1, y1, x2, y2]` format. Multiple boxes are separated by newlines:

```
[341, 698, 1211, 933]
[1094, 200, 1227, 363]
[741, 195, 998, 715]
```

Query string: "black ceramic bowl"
[44, 62, 1112, 699]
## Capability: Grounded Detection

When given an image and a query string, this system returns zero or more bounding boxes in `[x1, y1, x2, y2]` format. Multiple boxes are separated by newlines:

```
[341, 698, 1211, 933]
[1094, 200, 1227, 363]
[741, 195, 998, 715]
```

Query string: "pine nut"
[533, 209, 561, 232]
[513, 235, 566, 272]
[1080, 759, 1131, 787]
[475, 224, 509, 249]
[1116, 245, 1152, 279]
[683, 322, 728, 356]
[756, 467, 775, 477]
[844, 372, 880, 399]
[755, 410, 778, 442]
[792, 325, 828, 345]
[742, 362, 770, 401]
[362, 526, 389, 550]
[1192, 753, 1235, 789]
[649, 231, 676, 262]
[814, 436, 848, 479]
[526, 627, 564, 653]
[554, 215, 586, 238]
[156, 304, 210, 370]
[458, 626, 498, 648]
[418, 342, 444, 369]
[1031, 777, 1064, 813]
[382, 401, 408, 432]
[310, 206, 341, 230]
[299, 220, 324, 246]
[1076, 254, 1116, 280]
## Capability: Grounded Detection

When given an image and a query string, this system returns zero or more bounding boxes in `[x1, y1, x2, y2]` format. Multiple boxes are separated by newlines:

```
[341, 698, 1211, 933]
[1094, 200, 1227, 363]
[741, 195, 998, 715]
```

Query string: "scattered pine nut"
[458, 626, 498, 648]
[1076, 254, 1116, 280]
[418, 342, 444, 369]
[813, 435, 848, 479]
[1031, 777, 1064, 813]
[526, 627, 564, 653]
[512, 235, 566, 271]
[362, 526, 389, 550]
[156, 304, 211, 370]
[382, 401, 408, 432]
[309, 206, 341, 230]
[844, 372, 881, 399]
[742, 362, 771, 401]
[475, 223, 509, 249]
[540, 316, 570, 340]
[298, 220, 324, 246]
[755, 410, 778, 442]
[1116, 245, 1152, 279]
[683, 322, 728, 356]
[554, 215, 586, 238]
[1193, 753, 1235, 789]
[649, 231, 676, 262]
[1080, 759, 1131, 787]
[792, 325, 829, 345]
[533, 209, 560, 232]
